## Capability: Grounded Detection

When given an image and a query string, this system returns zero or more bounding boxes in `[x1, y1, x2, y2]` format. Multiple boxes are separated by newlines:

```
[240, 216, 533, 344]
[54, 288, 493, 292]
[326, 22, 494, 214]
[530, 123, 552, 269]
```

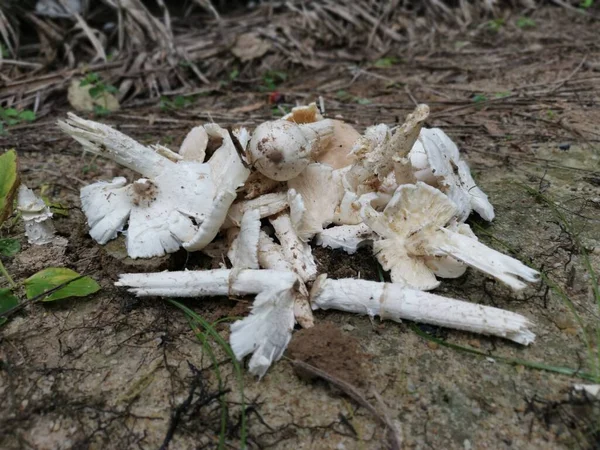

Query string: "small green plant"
[80, 72, 119, 116]
[260, 70, 287, 91]
[472, 93, 488, 103]
[0, 108, 36, 135]
[580, 0, 594, 8]
[546, 109, 556, 120]
[159, 95, 196, 111]
[229, 69, 240, 81]
[169, 300, 247, 447]
[374, 57, 399, 68]
[336, 90, 371, 105]
[487, 18, 505, 32]
[0, 43, 8, 58]
[516, 17, 536, 29]
[494, 91, 512, 99]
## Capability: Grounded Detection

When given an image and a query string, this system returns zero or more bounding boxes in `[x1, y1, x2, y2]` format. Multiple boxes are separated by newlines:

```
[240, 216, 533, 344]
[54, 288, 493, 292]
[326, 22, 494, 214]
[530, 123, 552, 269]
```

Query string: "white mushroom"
[315, 223, 375, 254]
[257, 231, 314, 328]
[270, 213, 317, 282]
[310, 275, 535, 345]
[402, 128, 495, 222]
[58, 114, 250, 258]
[361, 182, 539, 290]
[287, 163, 345, 241]
[223, 192, 288, 229]
[116, 268, 298, 378]
[17, 185, 65, 246]
[179, 125, 208, 162]
[248, 119, 334, 181]
[345, 104, 429, 195]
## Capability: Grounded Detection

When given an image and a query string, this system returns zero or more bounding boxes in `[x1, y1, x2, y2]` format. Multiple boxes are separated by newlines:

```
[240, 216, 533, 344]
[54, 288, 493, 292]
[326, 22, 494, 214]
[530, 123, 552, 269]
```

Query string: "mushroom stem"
[58, 113, 174, 178]
[409, 228, 540, 291]
[116, 269, 297, 297]
[258, 231, 314, 328]
[270, 213, 317, 282]
[310, 275, 535, 345]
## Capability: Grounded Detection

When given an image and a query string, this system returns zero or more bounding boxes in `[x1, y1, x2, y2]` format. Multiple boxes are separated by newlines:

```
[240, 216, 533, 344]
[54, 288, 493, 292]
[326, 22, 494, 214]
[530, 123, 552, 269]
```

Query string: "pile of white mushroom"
[58, 103, 539, 378]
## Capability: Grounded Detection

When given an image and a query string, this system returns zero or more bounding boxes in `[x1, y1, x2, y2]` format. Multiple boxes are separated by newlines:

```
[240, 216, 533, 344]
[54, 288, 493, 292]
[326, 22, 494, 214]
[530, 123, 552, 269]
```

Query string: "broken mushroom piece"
[311, 275, 535, 345]
[59, 114, 250, 258]
[345, 104, 429, 195]
[248, 119, 334, 181]
[116, 268, 298, 377]
[270, 213, 317, 282]
[287, 163, 345, 241]
[179, 125, 208, 162]
[17, 185, 65, 246]
[316, 223, 375, 254]
[404, 128, 495, 222]
[282, 102, 359, 169]
[223, 192, 289, 229]
[361, 182, 539, 290]
[257, 231, 314, 328]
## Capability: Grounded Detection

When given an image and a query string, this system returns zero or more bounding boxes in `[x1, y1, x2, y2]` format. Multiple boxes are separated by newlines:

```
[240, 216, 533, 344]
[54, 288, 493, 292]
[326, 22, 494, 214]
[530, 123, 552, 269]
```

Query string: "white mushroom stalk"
[17, 185, 63, 245]
[401, 128, 495, 222]
[223, 192, 288, 229]
[270, 213, 317, 282]
[116, 268, 298, 378]
[258, 231, 314, 328]
[58, 113, 250, 258]
[248, 119, 334, 181]
[311, 275, 535, 345]
[316, 223, 375, 254]
[361, 182, 539, 290]
[344, 104, 429, 195]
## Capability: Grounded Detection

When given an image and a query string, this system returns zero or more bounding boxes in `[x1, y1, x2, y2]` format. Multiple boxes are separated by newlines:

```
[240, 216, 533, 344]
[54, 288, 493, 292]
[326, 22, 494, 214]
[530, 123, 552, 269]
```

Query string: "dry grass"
[0, 0, 597, 113]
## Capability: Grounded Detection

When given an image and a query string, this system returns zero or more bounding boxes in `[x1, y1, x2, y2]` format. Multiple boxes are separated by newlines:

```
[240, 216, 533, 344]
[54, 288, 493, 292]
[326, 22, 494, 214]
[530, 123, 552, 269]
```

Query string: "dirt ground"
[1, 6, 600, 450]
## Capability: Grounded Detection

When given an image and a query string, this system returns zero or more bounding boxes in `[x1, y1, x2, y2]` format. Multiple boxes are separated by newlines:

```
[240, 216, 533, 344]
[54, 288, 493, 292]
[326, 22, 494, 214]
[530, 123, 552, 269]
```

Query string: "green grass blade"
[168, 300, 247, 447]
[410, 325, 598, 382]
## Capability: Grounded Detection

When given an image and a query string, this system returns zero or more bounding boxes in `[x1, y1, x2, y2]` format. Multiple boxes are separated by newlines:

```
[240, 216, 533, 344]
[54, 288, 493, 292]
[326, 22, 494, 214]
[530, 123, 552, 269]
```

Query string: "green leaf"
[104, 84, 119, 95]
[580, 0, 593, 8]
[88, 85, 104, 99]
[24, 268, 100, 302]
[0, 238, 20, 257]
[472, 93, 488, 103]
[93, 105, 111, 116]
[374, 57, 398, 68]
[18, 110, 36, 122]
[0, 150, 20, 225]
[3, 108, 19, 117]
[0, 288, 18, 325]
[516, 17, 536, 29]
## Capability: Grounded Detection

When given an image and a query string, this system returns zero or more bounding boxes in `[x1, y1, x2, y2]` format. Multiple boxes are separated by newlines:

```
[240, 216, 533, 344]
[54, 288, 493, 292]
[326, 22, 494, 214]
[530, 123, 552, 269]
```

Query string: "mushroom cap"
[248, 121, 311, 181]
[314, 120, 359, 169]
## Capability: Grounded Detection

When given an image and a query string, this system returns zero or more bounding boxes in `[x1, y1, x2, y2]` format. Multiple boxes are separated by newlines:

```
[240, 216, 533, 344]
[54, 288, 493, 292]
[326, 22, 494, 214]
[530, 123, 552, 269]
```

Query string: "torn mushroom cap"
[283, 102, 358, 169]
[287, 163, 345, 241]
[248, 119, 334, 181]
[406, 128, 495, 222]
[361, 182, 539, 290]
[61, 114, 250, 257]
[17, 185, 60, 245]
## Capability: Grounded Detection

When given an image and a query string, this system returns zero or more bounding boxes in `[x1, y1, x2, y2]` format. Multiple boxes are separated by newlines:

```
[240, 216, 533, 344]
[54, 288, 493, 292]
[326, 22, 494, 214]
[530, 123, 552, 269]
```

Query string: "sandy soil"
[1, 7, 599, 450]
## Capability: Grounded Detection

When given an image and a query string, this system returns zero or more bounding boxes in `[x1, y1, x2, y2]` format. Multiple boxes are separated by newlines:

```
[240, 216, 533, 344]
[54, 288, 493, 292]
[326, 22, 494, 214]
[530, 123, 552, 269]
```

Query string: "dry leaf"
[231, 33, 271, 62]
